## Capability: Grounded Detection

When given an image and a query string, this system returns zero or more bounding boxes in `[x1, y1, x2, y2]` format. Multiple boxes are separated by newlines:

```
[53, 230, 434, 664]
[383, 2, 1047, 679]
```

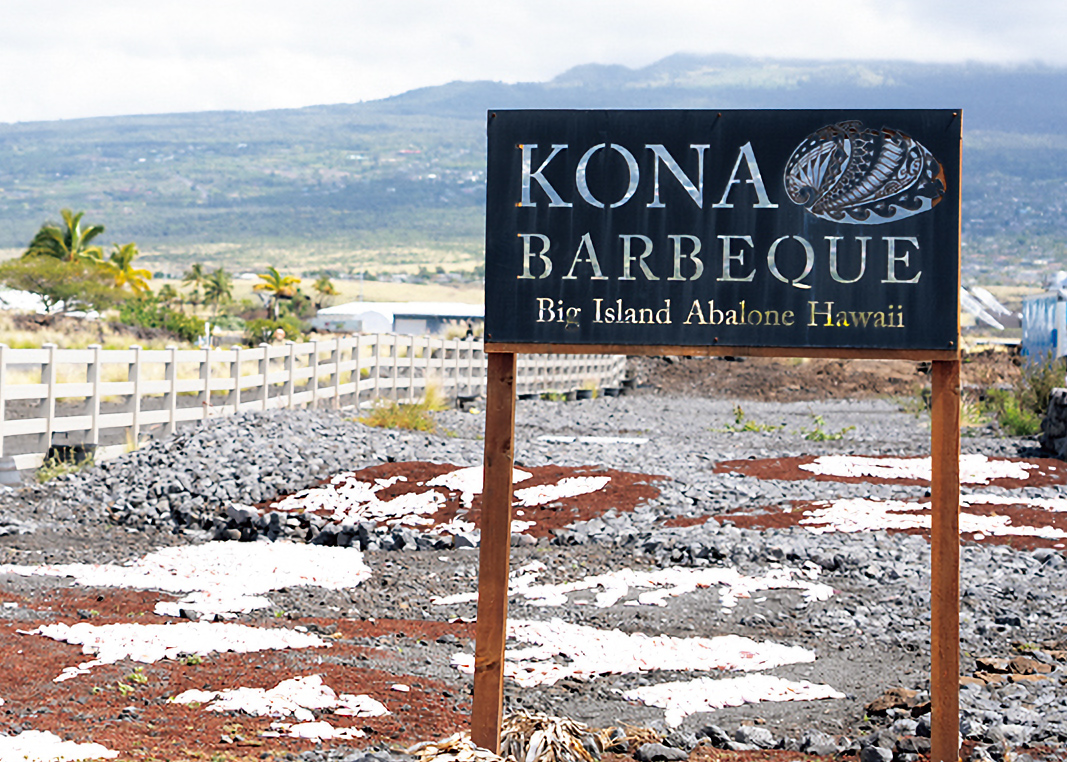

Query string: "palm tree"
[157, 283, 180, 307]
[253, 266, 301, 319]
[182, 263, 207, 307]
[203, 267, 233, 317]
[25, 209, 105, 263]
[104, 242, 152, 294]
[312, 275, 338, 310]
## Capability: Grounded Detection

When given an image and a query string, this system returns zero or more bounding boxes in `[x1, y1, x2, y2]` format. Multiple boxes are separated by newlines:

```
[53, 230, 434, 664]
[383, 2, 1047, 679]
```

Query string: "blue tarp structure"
[1022, 292, 1066, 363]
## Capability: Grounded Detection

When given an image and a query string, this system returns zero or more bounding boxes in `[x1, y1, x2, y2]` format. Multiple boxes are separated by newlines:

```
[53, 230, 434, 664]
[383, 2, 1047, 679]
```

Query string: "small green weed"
[126, 667, 148, 685]
[897, 388, 932, 418]
[718, 405, 784, 433]
[35, 454, 92, 483]
[116, 682, 135, 696]
[181, 654, 203, 666]
[802, 414, 856, 441]
[961, 392, 990, 431]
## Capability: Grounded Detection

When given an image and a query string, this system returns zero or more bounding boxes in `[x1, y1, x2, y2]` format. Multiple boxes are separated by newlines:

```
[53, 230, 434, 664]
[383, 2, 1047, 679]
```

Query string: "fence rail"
[0, 335, 627, 471]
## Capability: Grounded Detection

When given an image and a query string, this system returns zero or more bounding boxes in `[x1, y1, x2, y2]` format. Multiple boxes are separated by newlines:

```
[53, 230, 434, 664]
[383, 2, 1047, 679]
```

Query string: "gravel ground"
[1, 388, 1065, 762]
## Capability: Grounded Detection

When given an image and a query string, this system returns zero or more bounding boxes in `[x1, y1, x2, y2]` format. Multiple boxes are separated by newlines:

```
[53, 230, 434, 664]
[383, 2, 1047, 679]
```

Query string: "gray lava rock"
[800, 730, 842, 756]
[634, 743, 688, 762]
[695, 725, 733, 748]
[860, 745, 893, 762]
[733, 726, 775, 749]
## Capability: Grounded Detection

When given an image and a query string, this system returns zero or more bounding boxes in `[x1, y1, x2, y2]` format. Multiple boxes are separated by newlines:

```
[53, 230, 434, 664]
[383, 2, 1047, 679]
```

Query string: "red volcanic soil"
[4, 453, 1065, 760]
[0, 462, 666, 761]
[266, 461, 665, 539]
[713, 455, 1067, 489]
[0, 588, 476, 759]
[712, 499, 1067, 552]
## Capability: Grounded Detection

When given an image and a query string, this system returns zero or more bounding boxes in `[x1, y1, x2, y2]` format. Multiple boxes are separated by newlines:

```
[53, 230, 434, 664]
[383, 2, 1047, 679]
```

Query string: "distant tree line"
[0, 209, 333, 346]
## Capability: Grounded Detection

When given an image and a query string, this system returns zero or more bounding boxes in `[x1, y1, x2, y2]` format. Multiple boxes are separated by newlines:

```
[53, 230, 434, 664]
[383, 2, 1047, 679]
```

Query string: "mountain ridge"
[0, 55, 1063, 282]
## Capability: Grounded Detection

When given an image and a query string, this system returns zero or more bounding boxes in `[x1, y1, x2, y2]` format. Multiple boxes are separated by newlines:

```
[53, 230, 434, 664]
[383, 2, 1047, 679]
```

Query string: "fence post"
[285, 341, 296, 409]
[200, 345, 212, 421]
[259, 344, 270, 410]
[229, 346, 242, 415]
[353, 334, 362, 410]
[331, 339, 341, 410]
[39, 343, 57, 453]
[129, 345, 142, 446]
[310, 340, 320, 409]
[164, 346, 177, 437]
[449, 339, 458, 399]
[0, 345, 6, 457]
[87, 344, 102, 445]
[409, 335, 417, 402]
[466, 338, 475, 396]
[373, 334, 382, 402]
[391, 334, 400, 401]
[436, 336, 445, 394]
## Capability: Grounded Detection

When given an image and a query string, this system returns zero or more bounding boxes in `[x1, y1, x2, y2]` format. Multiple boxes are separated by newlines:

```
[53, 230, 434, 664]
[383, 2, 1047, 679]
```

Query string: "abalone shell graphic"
[784, 121, 946, 224]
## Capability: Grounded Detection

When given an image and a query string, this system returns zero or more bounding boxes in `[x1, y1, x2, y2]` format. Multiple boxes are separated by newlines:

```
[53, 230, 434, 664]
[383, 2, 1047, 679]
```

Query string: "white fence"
[0, 334, 627, 470]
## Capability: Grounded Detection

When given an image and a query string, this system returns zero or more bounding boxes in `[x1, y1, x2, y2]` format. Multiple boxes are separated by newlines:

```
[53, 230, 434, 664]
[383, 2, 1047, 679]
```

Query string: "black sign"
[484, 109, 960, 350]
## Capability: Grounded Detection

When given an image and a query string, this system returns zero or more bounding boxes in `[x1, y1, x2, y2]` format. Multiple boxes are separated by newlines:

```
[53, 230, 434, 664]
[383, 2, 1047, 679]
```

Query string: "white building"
[311, 301, 484, 335]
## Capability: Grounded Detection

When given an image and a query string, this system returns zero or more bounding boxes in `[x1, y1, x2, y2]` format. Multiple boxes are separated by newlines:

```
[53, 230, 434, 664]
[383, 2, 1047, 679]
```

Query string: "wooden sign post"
[473, 110, 962, 761]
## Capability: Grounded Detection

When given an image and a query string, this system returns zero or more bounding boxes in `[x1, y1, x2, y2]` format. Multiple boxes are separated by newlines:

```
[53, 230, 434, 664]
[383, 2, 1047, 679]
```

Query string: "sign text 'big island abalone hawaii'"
[484, 110, 961, 351]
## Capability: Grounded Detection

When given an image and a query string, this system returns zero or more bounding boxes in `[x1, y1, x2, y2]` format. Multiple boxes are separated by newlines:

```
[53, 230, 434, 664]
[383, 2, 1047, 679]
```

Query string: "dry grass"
[358, 399, 438, 433]
[0, 312, 183, 351]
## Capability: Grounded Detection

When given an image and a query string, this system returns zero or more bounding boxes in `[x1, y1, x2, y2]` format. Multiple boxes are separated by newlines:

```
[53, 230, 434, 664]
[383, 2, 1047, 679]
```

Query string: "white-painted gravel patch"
[426, 466, 533, 507]
[799, 454, 1036, 484]
[800, 497, 1067, 540]
[29, 621, 327, 681]
[624, 674, 846, 727]
[0, 543, 370, 595]
[962, 493, 1067, 512]
[0, 543, 371, 619]
[538, 435, 650, 445]
[266, 465, 607, 520]
[154, 591, 275, 619]
[513, 476, 611, 508]
[451, 618, 816, 687]
[432, 561, 833, 608]
[171, 674, 388, 721]
[264, 720, 366, 740]
[0, 730, 117, 761]
[276, 465, 539, 521]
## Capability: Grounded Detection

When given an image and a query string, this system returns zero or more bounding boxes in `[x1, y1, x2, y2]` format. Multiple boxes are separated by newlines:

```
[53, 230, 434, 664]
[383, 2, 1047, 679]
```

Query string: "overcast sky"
[2, 0, 1065, 124]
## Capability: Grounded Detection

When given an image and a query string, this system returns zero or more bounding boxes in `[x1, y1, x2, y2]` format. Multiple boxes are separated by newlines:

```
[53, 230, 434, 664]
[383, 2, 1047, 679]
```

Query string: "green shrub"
[116, 294, 205, 343]
[244, 316, 305, 345]
[161, 310, 206, 343]
[986, 389, 1042, 436]
[984, 353, 1063, 437]
[1016, 353, 1063, 420]
[211, 314, 246, 332]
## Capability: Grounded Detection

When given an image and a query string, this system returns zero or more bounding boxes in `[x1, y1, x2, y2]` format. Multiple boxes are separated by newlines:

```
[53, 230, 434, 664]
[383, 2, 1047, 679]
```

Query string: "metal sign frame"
[472, 109, 961, 762]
